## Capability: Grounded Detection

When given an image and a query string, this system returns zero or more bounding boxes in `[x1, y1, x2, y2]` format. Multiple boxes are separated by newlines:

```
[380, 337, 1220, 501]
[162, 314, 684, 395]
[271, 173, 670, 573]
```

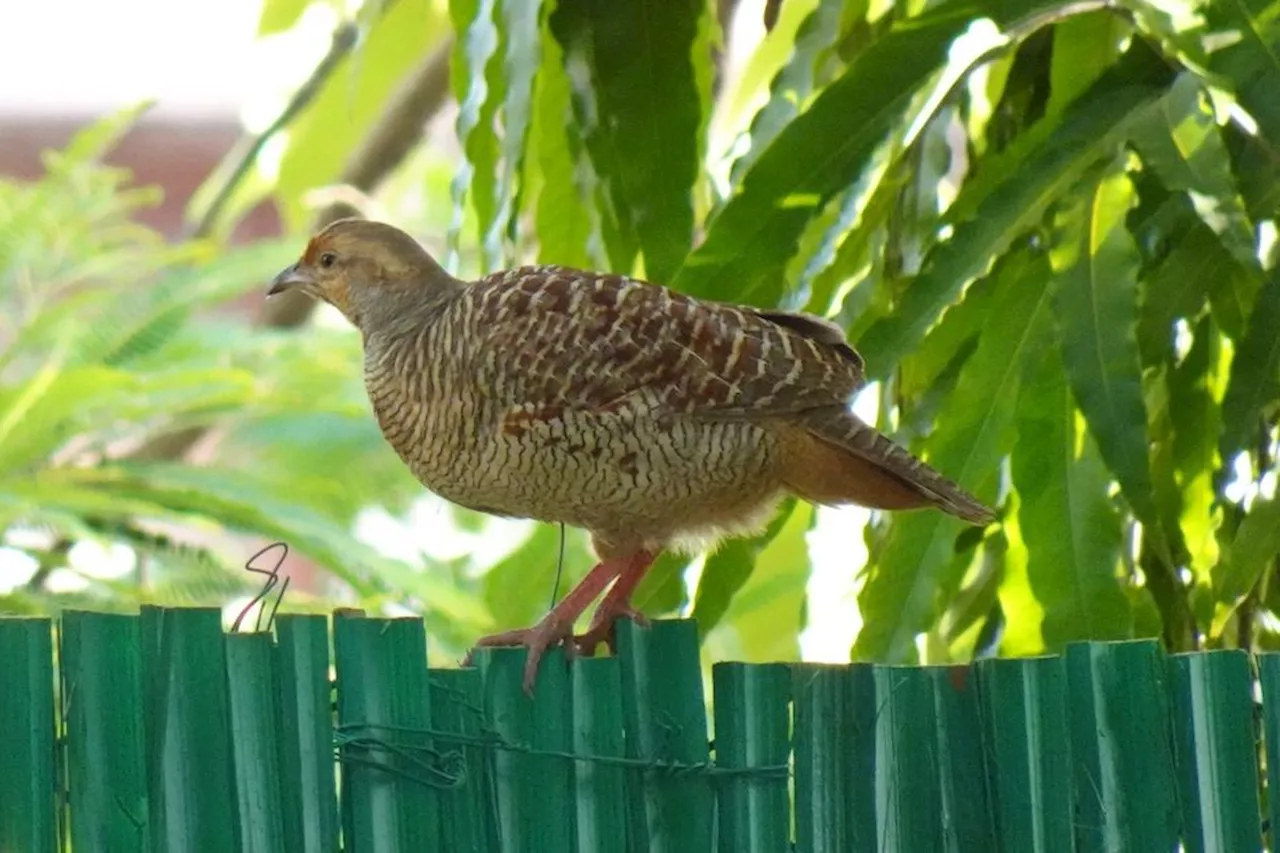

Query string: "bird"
[269, 218, 995, 692]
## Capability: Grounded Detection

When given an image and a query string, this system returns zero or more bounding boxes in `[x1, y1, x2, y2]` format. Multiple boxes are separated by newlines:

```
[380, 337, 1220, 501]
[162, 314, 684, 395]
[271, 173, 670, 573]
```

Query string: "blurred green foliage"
[4, 0, 1280, 664]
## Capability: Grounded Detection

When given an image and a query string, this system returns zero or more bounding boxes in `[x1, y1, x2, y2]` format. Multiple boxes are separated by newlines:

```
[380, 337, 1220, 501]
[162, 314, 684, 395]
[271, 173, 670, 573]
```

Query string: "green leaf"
[276, 0, 445, 229]
[528, 0, 599, 268]
[22, 464, 491, 632]
[856, 40, 1174, 375]
[1220, 269, 1280, 458]
[257, 0, 312, 36]
[1045, 8, 1127, 118]
[492, 0, 541, 262]
[480, 523, 594, 629]
[1052, 167, 1158, 524]
[1130, 72, 1258, 268]
[1013, 345, 1131, 647]
[61, 103, 155, 164]
[448, 0, 504, 271]
[731, 0, 848, 183]
[1213, 498, 1280, 615]
[673, 6, 963, 307]
[691, 498, 796, 635]
[707, 501, 813, 662]
[631, 551, 690, 616]
[550, 0, 702, 281]
[854, 249, 1053, 662]
[1203, 0, 1280, 142]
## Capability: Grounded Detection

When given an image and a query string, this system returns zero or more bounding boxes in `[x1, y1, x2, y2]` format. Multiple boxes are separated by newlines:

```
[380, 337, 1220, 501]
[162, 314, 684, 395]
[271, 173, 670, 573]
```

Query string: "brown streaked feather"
[792, 407, 996, 525]
[472, 266, 864, 423]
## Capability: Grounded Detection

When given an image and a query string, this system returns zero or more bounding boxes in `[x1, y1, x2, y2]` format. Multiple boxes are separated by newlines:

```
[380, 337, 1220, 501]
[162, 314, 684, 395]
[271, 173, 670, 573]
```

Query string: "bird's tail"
[777, 408, 996, 526]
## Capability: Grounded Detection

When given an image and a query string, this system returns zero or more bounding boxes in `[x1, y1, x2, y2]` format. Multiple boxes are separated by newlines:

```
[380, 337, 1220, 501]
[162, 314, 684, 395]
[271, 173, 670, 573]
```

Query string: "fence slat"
[0, 617, 57, 853]
[333, 613, 440, 850]
[225, 632, 287, 853]
[140, 606, 238, 853]
[477, 645, 576, 852]
[792, 663, 876, 853]
[1066, 639, 1179, 853]
[430, 667, 500, 853]
[571, 657, 629, 853]
[617, 619, 714, 853]
[874, 665, 942, 851]
[712, 662, 791, 853]
[1258, 654, 1280, 852]
[1168, 649, 1262, 852]
[976, 655, 1072, 852]
[61, 611, 147, 852]
[927, 665, 994, 850]
[273, 614, 340, 853]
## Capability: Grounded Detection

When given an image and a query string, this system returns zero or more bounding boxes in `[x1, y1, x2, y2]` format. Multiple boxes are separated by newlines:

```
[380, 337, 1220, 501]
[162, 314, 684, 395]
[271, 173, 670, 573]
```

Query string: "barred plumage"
[270, 219, 995, 691]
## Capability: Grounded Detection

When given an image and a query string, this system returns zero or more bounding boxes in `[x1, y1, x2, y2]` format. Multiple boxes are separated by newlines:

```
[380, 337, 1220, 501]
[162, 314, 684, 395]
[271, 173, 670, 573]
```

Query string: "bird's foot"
[464, 615, 575, 695]
[574, 606, 650, 657]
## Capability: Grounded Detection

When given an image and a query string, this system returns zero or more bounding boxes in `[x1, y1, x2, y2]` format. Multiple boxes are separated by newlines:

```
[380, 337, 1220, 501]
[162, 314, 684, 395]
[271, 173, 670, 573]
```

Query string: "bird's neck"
[352, 276, 463, 342]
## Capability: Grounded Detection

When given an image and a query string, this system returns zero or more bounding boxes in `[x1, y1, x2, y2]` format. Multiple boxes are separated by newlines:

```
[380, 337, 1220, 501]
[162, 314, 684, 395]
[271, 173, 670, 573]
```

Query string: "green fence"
[1, 607, 1277, 851]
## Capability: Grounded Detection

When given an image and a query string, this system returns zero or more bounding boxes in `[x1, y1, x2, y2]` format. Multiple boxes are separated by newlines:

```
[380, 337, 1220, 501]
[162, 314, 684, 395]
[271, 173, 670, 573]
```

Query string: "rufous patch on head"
[302, 236, 326, 266]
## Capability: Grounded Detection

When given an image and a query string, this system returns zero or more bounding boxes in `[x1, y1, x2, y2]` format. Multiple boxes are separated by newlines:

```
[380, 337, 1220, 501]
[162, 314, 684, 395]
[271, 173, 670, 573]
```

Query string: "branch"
[259, 38, 455, 329]
[188, 22, 361, 241]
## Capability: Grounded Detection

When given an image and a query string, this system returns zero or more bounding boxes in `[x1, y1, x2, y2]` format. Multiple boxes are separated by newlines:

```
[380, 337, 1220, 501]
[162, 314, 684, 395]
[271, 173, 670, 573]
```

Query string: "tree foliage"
[5, 0, 1280, 664]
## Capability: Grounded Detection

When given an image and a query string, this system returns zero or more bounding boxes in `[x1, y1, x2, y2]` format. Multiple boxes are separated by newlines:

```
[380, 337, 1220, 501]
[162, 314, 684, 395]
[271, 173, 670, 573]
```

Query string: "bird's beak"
[268, 263, 313, 297]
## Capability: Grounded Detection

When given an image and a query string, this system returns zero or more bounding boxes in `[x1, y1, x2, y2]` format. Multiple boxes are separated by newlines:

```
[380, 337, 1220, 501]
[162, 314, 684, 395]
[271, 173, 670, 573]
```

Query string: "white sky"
[0, 0, 312, 116]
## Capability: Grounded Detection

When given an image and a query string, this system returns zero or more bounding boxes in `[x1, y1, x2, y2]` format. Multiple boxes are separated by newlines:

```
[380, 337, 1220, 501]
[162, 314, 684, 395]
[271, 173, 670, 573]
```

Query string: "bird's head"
[268, 218, 458, 330]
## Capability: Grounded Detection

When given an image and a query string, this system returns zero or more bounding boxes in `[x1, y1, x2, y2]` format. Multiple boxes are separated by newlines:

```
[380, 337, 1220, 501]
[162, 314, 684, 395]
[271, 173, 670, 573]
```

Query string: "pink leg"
[575, 550, 656, 657]
[464, 556, 628, 694]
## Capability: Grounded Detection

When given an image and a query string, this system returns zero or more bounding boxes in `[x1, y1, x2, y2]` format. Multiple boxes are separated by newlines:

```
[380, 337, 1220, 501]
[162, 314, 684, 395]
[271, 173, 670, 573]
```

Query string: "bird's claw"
[463, 618, 575, 695]
[574, 609, 649, 657]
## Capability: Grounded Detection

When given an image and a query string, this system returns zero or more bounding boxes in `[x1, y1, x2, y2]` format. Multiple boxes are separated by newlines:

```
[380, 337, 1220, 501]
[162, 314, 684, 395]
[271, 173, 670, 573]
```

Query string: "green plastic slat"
[477, 646, 576, 852]
[140, 606, 238, 853]
[61, 611, 147, 851]
[571, 656, 629, 853]
[976, 655, 1072, 852]
[0, 617, 57, 853]
[616, 619, 713, 853]
[225, 633, 286, 852]
[926, 665, 994, 850]
[1168, 650, 1262, 852]
[712, 663, 791, 853]
[429, 667, 499, 853]
[333, 614, 440, 850]
[1257, 654, 1280, 852]
[1065, 640, 1179, 853]
[791, 663, 876, 853]
[273, 614, 339, 853]
[874, 665, 942, 850]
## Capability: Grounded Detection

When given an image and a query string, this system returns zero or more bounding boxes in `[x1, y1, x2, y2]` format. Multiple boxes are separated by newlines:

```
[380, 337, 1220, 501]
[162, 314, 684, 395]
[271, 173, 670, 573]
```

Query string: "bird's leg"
[464, 555, 630, 694]
[575, 550, 656, 657]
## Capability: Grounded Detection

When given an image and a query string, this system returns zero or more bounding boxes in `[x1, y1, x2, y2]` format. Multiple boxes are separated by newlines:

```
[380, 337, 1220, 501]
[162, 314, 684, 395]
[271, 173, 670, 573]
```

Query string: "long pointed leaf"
[856, 41, 1174, 374]
[1013, 345, 1131, 647]
[1220, 269, 1280, 458]
[1053, 167, 1158, 524]
[854, 249, 1053, 662]
[550, 0, 701, 281]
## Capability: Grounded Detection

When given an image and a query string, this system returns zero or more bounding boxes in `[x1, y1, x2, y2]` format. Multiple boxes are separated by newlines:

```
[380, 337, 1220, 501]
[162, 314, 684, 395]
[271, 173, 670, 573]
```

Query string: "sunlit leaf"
[276, 0, 445, 229]
[1213, 497, 1280, 619]
[1013, 345, 1131, 647]
[854, 248, 1053, 662]
[856, 41, 1174, 374]
[448, 0, 504, 270]
[1220, 270, 1280, 459]
[1203, 0, 1280, 142]
[257, 0, 313, 36]
[1052, 166, 1158, 525]
[481, 523, 594, 629]
[691, 498, 796, 634]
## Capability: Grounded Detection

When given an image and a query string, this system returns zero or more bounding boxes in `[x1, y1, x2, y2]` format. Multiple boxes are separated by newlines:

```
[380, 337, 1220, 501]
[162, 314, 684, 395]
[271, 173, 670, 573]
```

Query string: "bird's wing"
[471, 266, 864, 425]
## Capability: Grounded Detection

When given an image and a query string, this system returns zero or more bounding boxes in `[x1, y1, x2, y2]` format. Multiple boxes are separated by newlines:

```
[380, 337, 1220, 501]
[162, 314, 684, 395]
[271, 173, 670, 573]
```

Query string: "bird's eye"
[319, 252, 337, 269]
